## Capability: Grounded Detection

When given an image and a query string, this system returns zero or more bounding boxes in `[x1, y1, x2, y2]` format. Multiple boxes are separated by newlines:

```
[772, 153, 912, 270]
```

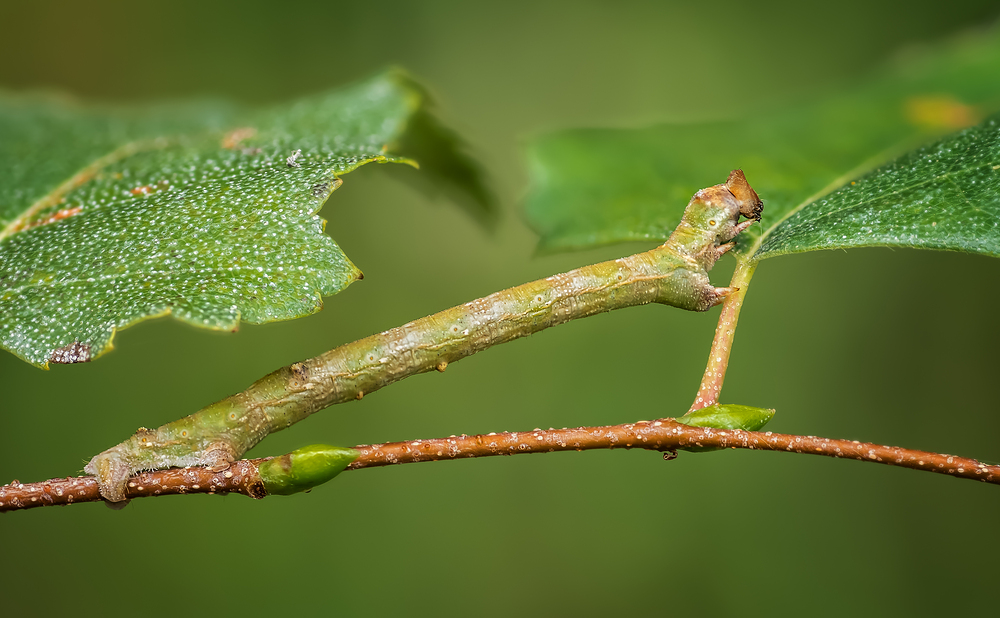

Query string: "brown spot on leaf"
[312, 182, 332, 198]
[16, 207, 84, 233]
[221, 127, 258, 149]
[311, 177, 343, 198]
[50, 341, 92, 364]
[905, 95, 979, 130]
[129, 180, 169, 196]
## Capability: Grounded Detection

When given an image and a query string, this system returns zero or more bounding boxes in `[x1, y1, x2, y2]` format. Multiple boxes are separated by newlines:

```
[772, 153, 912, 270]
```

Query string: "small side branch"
[3, 420, 997, 512]
[690, 259, 757, 411]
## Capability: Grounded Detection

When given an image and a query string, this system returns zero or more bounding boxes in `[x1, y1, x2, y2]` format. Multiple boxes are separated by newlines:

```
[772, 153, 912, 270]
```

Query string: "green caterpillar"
[86, 170, 764, 502]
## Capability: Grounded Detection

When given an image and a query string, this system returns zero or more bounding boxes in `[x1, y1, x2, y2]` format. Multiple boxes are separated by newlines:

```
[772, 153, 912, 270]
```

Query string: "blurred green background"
[2, 1, 1000, 615]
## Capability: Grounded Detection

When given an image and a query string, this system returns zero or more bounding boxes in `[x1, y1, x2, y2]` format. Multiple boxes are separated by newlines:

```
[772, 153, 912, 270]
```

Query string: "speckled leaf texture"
[524, 28, 1000, 258]
[0, 72, 490, 367]
[755, 115, 1000, 259]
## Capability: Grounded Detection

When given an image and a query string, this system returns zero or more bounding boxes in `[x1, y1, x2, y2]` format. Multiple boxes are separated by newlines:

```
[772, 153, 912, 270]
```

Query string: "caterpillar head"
[725, 169, 763, 221]
[682, 169, 763, 246]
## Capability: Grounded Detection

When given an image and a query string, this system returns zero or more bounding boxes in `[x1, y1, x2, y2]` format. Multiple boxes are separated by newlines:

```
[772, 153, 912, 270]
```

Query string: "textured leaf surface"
[756, 115, 1000, 259]
[525, 28, 1000, 257]
[0, 72, 490, 367]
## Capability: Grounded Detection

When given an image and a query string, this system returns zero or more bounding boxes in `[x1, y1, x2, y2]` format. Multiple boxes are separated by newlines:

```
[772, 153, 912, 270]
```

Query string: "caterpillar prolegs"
[86, 170, 764, 502]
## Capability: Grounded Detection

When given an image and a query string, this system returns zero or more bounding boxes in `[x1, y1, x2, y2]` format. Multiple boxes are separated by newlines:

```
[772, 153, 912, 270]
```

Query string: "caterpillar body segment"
[86, 170, 764, 503]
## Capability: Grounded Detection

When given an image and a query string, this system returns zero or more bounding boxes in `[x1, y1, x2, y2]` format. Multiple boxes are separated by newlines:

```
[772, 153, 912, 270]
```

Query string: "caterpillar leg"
[710, 286, 738, 306]
[733, 219, 756, 235]
[85, 448, 135, 504]
[715, 242, 736, 259]
[85, 426, 242, 503]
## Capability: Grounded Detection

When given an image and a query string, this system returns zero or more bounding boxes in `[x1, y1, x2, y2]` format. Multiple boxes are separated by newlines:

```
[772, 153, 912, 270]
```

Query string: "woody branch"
[3, 419, 997, 512]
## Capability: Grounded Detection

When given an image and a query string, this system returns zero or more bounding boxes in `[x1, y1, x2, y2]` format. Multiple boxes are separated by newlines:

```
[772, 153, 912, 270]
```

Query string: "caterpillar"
[86, 170, 763, 502]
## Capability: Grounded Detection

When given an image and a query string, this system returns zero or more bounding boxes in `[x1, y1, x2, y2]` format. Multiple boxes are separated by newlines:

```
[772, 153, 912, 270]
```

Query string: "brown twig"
[690, 260, 757, 412]
[2, 419, 997, 512]
[0, 460, 268, 512]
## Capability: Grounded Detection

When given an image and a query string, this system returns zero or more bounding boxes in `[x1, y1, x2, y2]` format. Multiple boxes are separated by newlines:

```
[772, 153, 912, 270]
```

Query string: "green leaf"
[0, 71, 491, 368]
[755, 114, 1000, 259]
[524, 28, 1000, 256]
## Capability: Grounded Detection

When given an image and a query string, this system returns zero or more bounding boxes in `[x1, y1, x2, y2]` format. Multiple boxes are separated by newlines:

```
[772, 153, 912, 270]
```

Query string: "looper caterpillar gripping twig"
[85, 170, 764, 502]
